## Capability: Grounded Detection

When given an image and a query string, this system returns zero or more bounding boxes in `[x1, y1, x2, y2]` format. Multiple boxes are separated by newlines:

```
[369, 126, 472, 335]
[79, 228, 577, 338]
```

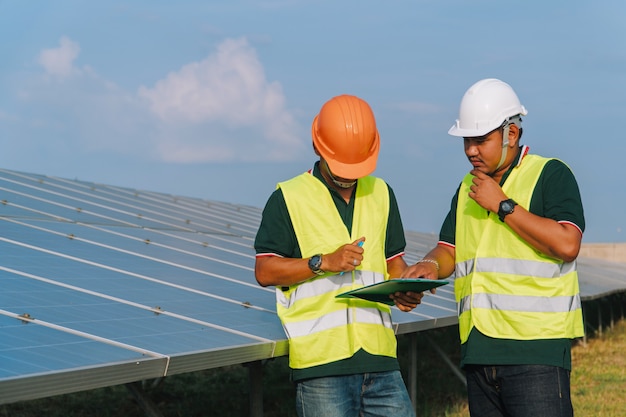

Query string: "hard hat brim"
[448, 122, 499, 138]
[324, 144, 379, 179]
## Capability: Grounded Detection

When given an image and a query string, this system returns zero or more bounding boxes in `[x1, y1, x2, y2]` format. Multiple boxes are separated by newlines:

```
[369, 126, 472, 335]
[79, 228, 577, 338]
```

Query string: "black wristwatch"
[308, 254, 325, 276]
[498, 198, 518, 222]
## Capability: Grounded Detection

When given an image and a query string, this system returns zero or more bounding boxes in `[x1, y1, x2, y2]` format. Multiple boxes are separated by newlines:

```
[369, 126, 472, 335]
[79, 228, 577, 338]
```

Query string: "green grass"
[571, 319, 626, 417]
[3, 320, 626, 417]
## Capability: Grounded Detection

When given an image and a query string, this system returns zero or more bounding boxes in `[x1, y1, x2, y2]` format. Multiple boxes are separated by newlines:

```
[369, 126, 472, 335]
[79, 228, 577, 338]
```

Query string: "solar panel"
[1, 167, 624, 406]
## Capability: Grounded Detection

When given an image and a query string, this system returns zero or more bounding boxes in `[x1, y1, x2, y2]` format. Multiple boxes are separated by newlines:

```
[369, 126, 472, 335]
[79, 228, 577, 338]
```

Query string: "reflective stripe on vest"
[277, 173, 396, 369]
[456, 257, 577, 279]
[455, 154, 584, 343]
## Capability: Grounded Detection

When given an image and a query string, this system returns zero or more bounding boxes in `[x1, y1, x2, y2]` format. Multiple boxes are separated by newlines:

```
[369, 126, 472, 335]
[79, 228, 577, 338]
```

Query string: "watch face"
[309, 255, 322, 270]
[498, 199, 517, 221]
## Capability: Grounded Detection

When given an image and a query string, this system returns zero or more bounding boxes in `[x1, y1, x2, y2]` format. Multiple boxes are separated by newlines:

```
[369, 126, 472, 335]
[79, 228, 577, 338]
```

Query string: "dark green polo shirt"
[254, 161, 407, 381]
[439, 146, 585, 370]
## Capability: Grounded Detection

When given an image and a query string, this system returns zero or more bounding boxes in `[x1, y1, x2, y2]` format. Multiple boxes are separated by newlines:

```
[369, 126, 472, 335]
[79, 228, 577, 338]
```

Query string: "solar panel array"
[1, 168, 624, 405]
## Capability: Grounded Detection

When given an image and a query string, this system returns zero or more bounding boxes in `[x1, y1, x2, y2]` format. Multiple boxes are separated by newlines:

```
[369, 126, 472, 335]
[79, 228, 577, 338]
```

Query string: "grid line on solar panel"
[2, 276, 283, 354]
[3, 242, 281, 332]
[0, 185, 143, 228]
[0, 196, 256, 255]
[0, 233, 274, 312]
[398, 304, 456, 321]
[94, 181, 262, 220]
[0, 219, 267, 294]
[1, 266, 277, 344]
[576, 261, 626, 300]
[1, 232, 273, 315]
[18, 171, 264, 234]
[0, 175, 206, 232]
[0, 321, 161, 378]
[4, 217, 257, 272]
[81, 222, 257, 259]
[1, 170, 259, 236]
[414, 293, 456, 313]
[143, 226, 255, 252]
[0, 309, 169, 360]
[93, 185, 262, 234]
[0, 194, 76, 222]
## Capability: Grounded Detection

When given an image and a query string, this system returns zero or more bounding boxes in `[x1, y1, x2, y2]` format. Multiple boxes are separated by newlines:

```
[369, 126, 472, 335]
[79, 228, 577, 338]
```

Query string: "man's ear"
[508, 124, 520, 146]
[312, 143, 321, 156]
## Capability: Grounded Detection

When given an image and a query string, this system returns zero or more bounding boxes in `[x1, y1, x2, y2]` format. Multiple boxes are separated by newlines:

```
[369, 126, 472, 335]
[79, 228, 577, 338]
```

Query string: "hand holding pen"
[339, 238, 365, 276]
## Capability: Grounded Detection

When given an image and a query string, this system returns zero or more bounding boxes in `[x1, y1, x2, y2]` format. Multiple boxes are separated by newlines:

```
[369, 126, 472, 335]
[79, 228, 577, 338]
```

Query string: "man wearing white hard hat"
[402, 78, 585, 416]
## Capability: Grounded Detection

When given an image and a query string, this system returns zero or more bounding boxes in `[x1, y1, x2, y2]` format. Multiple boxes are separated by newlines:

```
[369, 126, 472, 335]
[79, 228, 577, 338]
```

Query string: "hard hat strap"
[495, 122, 511, 170]
[495, 115, 523, 170]
[322, 160, 357, 189]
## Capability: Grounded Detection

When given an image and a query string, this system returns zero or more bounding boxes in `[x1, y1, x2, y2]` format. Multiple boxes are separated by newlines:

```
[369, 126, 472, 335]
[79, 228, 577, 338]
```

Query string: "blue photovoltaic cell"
[1, 273, 268, 350]
[0, 226, 274, 311]
[0, 315, 151, 378]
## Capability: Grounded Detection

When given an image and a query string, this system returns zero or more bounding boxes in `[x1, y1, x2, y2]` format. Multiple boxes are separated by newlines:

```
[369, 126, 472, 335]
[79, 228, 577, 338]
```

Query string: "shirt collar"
[499, 145, 529, 185]
[514, 145, 530, 168]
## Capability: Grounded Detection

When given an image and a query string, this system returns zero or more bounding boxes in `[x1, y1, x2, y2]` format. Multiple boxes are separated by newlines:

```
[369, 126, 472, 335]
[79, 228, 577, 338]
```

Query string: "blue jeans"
[295, 371, 415, 417]
[465, 364, 573, 417]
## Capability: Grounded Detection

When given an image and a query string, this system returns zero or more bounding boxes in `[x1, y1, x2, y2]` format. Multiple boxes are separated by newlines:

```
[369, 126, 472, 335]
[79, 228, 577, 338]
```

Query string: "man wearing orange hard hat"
[255, 94, 420, 417]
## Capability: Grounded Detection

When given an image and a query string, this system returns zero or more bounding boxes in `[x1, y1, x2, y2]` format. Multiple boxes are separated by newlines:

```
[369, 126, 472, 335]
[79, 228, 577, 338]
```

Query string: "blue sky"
[1, 1, 624, 243]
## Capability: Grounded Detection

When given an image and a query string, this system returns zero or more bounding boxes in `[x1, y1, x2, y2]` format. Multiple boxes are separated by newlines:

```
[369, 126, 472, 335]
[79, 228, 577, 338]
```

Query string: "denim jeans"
[465, 364, 573, 417]
[295, 370, 415, 417]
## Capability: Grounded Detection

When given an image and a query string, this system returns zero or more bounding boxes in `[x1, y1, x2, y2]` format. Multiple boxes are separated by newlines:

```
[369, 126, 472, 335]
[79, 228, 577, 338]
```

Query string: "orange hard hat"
[312, 94, 380, 179]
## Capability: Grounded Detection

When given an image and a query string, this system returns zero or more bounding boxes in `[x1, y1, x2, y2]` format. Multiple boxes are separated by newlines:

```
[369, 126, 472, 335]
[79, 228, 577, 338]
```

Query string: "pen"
[339, 240, 364, 276]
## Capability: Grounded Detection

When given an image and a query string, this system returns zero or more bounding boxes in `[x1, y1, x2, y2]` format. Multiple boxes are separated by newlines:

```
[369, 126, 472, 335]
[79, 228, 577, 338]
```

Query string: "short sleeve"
[385, 185, 407, 259]
[439, 185, 461, 246]
[254, 188, 300, 258]
[532, 159, 585, 233]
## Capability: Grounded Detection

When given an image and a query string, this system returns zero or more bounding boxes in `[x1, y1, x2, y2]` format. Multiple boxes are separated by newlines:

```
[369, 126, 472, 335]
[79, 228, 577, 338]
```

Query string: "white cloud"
[138, 37, 306, 162]
[139, 38, 280, 124]
[22, 36, 306, 164]
[38, 36, 81, 77]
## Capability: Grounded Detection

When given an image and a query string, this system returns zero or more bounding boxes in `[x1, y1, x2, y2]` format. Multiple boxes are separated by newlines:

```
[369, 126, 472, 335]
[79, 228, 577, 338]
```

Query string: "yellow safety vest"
[455, 154, 584, 343]
[277, 172, 397, 369]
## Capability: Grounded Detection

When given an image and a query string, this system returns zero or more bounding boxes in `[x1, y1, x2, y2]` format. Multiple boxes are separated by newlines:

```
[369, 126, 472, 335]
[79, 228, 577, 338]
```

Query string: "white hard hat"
[448, 78, 528, 137]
